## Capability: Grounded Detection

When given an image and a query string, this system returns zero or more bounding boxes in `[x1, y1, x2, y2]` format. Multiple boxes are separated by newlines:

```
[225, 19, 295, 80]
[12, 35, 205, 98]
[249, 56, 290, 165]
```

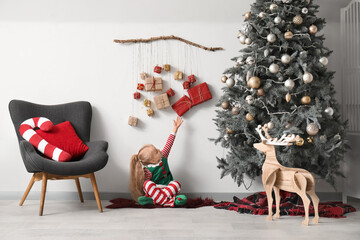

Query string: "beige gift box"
[128, 116, 138, 126]
[145, 77, 163, 91]
[154, 93, 171, 110]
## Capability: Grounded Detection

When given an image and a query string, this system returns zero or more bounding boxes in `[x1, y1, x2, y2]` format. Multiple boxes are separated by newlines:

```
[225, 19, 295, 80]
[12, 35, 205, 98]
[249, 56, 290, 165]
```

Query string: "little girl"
[129, 116, 187, 207]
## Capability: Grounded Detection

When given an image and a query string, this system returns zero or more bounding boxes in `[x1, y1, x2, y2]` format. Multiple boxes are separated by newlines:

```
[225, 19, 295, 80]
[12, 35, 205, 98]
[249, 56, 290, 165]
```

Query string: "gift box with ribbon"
[166, 88, 175, 97]
[188, 74, 196, 83]
[137, 83, 144, 90]
[133, 92, 141, 99]
[183, 81, 190, 90]
[154, 93, 171, 110]
[128, 116, 138, 127]
[145, 77, 163, 91]
[154, 66, 162, 74]
[188, 82, 212, 106]
[172, 95, 193, 116]
[174, 71, 183, 80]
[163, 64, 171, 72]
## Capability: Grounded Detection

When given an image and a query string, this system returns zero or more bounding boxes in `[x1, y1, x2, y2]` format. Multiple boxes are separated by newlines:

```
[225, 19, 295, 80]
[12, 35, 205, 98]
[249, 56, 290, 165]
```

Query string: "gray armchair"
[9, 100, 108, 216]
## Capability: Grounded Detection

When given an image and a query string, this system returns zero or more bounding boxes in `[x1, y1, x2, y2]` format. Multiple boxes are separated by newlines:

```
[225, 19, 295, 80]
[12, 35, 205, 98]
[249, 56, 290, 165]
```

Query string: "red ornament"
[183, 81, 190, 89]
[188, 82, 212, 106]
[172, 95, 193, 116]
[137, 83, 144, 90]
[133, 92, 140, 99]
[154, 66, 162, 74]
[166, 88, 175, 97]
[188, 74, 196, 83]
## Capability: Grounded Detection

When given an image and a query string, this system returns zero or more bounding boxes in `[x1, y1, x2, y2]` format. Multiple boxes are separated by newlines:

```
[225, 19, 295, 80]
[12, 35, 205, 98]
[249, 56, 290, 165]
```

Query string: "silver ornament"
[245, 95, 254, 105]
[303, 71, 313, 84]
[324, 107, 334, 116]
[239, 35, 246, 44]
[319, 57, 329, 66]
[267, 122, 274, 129]
[269, 63, 279, 74]
[226, 78, 235, 88]
[334, 134, 341, 141]
[306, 123, 319, 136]
[284, 79, 295, 90]
[246, 56, 255, 65]
[245, 38, 252, 45]
[267, 33, 277, 43]
[274, 16, 282, 24]
[224, 134, 229, 141]
[302, 8, 309, 14]
[264, 49, 270, 57]
[300, 51, 308, 59]
[281, 54, 291, 64]
[258, 12, 266, 18]
[241, 24, 251, 35]
[270, 4, 278, 11]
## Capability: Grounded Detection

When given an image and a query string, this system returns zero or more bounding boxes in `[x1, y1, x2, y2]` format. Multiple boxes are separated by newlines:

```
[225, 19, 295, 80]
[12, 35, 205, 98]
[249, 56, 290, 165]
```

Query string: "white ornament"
[239, 35, 246, 44]
[282, 0, 292, 3]
[245, 95, 254, 105]
[334, 134, 341, 141]
[302, 8, 309, 14]
[270, 4, 278, 11]
[281, 54, 291, 64]
[269, 63, 279, 74]
[237, 57, 244, 64]
[226, 78, 235, 88]
[246, 56, 255, 65]
[245, 38, 252, 45]
[284, 79, 295, 90]
[258, 12, 266, 18]
[324, 107, 334, 116]
[274, 16, 282, 24]
[264, 49, 270, 57]
[224, 134, 229, 141]
[303, 71, 313, 84]
[267, 33, 277, 43]
[319, 57, 329, 66]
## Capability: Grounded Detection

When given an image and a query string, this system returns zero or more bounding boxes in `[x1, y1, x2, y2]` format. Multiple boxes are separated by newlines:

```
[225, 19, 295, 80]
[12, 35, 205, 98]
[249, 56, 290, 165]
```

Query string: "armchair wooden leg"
[75, 178, 84, 203]
[39, 172, 48, 216]
[19, 174, 36, 206]
[90, 173, 103, 213]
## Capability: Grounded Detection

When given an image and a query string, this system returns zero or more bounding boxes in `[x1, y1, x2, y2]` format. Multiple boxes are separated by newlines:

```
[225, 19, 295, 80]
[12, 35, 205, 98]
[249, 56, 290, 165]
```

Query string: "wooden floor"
[1, 199, 359, 240]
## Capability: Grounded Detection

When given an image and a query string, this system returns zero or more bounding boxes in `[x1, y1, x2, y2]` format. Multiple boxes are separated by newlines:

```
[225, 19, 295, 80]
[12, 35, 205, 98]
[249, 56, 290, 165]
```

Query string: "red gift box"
[188, 82, 212, 106]
[166, 88, 175, 97]
[172, 95, 193, 116]
[137, 83, 144, 90]
[154, 66, 162, 74]
[188, 74, 196, 83]
[133, 92, 141, 99]
[183, 81, 190, 89]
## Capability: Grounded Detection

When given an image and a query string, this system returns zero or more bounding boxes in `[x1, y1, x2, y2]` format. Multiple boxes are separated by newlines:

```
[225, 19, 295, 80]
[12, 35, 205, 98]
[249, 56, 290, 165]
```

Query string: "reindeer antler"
[255, 124, 296, 146]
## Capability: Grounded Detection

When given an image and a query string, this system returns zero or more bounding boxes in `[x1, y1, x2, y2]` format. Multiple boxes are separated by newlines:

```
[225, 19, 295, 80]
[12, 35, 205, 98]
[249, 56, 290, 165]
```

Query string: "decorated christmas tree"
[213, 0, 348, 188]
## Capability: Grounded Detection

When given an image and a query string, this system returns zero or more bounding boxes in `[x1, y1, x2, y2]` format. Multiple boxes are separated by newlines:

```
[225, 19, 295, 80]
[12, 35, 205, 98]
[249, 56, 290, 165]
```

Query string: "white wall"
[0, 0, 351, 197]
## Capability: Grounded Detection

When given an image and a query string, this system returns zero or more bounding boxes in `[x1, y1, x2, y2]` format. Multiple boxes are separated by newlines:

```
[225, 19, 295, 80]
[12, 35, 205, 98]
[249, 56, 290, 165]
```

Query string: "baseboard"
[0, 191, 346, 202]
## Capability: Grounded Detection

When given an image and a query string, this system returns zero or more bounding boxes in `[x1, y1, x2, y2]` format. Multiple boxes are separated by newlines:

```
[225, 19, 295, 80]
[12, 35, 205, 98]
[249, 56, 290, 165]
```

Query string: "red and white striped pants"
[143, 180, 181, 207]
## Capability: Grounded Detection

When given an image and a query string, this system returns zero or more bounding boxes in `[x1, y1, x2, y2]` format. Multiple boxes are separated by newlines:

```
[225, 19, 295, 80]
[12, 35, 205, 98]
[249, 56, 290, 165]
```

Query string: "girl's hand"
[172, 116, 183, 133]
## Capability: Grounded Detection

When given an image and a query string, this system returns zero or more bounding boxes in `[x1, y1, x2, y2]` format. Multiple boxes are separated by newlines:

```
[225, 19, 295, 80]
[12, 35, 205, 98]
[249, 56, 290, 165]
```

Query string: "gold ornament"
[144, 99, 151, 107]
[245, 12, 251, 20]
[226, 128, 233, 134]
[293, 15, 303, 25]
[221, 76, 228, 83]
[301, 96, 311, 105]
[307, 136, 314, 143]
[284, 31, 294, 40]
[221, 101, 230, 109]
[295, 136, 305, 146]
[306, 123, 319, 136]
[285, 93, 291, 102]
[146, 108, 154, 116]
[257, 88, 265, 96]
[246, 113, 254, 121]
[309, 25, 318, 34]
[232, 106, 240, 115]
[247, 76, 261, 89]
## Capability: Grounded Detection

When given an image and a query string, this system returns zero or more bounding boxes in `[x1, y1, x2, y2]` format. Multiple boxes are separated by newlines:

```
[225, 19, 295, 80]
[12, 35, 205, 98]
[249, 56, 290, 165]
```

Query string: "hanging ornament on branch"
[301, 96, 311, 105]
[284, 31, 294, 40]
[303, 71, 314, 84]
[293, 15, 304, 25]
[319, 57, 329, 66]
[306, 123, 319, 136]
[309, 25, 318, 34]
[247, 76, 261, 89]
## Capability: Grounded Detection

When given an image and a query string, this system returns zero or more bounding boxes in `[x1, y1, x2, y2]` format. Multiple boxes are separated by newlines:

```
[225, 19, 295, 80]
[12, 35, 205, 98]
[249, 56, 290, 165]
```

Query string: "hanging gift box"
[154, 93, 171, 110]
[133, 92, 141, 99]
[172, 95, 193, 116]
[144, 99, 151, 107]
[147, 108, 155, 116]
[166, 88, 175, 97]
[154, 66, 162, 74]
[163, 64, 171, 72]
[137, 83, 144, 90]
[140, 72, 148, 80]
[174, 71, 183, 80]
[183, 81, 190, 89]
[145, 77, 163, 91]
[188, 74, 196, 83]
[128, 116, 138, 127]
[188, 82, 212, 106]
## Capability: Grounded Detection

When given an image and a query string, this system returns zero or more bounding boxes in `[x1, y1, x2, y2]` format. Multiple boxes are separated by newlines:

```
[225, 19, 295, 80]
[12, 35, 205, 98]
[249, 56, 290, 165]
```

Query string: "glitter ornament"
[221, 76, 228, 83]
[245, 95, 254, 105]
[303, 71, 314, 84]
[281, 54, 291, 64]
[324, 107, 334, 116]
[284, 79, 295, 90]
[274, 16, 282, 24]
[306, 123, 319, 136]
[319, 57, 329, 66]
[307, 136, 314, 143]
[246, 56, 255, 65]
[295, 136, 305, 146]
[247, 76, 261, 89]
[226, 78, 235, 88]
[269, 63, 280, 74]
[284, 31, 294, 39]
[293, 15, 303, 25]
[267, 33, 277, 43]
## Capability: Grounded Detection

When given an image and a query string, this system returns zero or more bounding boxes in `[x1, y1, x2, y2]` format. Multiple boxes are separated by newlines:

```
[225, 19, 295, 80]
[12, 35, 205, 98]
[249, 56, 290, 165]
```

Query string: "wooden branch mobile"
[113, 35, 224, 52]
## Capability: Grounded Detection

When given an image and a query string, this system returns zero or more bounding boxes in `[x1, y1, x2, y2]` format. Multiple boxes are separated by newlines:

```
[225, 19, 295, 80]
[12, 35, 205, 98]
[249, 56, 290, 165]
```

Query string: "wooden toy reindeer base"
[254, 125, 320, 226]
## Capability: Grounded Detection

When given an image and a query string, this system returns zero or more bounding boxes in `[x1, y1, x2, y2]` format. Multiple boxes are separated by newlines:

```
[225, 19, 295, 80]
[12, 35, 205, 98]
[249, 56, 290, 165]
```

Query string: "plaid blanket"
[214, 191, 356, 218]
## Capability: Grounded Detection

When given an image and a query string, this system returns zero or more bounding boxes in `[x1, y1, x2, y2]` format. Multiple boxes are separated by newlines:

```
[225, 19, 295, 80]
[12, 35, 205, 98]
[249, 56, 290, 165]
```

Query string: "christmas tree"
[212, 0, 349, 188]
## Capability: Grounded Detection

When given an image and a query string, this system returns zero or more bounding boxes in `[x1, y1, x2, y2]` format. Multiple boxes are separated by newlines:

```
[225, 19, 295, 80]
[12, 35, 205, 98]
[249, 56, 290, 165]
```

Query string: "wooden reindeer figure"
[254, 124, 320, 226]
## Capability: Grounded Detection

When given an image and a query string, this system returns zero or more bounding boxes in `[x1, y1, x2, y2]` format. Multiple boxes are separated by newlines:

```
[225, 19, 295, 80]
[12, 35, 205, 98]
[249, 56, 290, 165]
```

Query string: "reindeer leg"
[295, 174, 310, 226]
[307, 189, 320, 224]
[273, 186, 281, 219]
[264, 172, 276, 221]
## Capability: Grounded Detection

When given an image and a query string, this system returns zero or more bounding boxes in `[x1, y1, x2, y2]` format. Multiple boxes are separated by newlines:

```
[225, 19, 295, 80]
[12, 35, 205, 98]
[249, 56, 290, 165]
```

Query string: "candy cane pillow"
[19, 117, 72, 162]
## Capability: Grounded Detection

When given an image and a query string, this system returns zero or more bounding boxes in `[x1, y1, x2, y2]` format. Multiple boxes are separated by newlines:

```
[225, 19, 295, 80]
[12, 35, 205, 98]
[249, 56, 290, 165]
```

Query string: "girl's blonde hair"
[129, 144, 154, 201]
